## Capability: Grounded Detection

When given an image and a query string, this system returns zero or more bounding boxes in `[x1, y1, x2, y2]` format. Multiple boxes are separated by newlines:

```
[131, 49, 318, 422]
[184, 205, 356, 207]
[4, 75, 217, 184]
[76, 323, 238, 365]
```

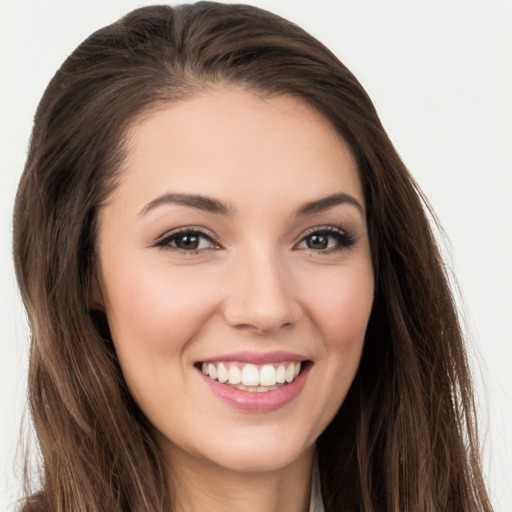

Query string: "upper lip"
[198, 350, 310, 365]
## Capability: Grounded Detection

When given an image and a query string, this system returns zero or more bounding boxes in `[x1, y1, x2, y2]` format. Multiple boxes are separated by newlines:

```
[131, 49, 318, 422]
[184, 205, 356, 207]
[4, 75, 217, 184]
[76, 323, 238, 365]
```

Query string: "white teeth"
[228, 366, 242, 385]
[241, 364, 260, 386]
[285, 363, 295, 383]
[201, 361, 304, 390]
[232, 384, 279, 392]
[259, 364, 277, 386]
[208, 363, 217, 380]
[276, 365, 286, 384]
[217, 363, 228, 383]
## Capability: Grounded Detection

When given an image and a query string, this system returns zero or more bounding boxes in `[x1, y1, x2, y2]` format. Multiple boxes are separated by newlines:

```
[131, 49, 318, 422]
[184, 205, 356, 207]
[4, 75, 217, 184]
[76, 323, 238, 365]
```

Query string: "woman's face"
[95, 88, 374, 474]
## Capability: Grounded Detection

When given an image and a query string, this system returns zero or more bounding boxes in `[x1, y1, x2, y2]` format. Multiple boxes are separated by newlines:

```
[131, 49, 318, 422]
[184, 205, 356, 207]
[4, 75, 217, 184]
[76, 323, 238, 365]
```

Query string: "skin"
[93, 87, 374, 511]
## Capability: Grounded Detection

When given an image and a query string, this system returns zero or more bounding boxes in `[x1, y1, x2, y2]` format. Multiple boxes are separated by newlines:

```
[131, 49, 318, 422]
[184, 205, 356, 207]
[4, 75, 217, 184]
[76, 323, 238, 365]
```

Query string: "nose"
[222, 248, 302, 334]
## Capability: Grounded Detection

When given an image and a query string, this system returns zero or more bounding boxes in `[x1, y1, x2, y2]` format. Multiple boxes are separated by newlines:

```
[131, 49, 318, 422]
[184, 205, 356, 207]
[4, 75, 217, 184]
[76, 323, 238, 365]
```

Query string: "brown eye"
[305, 233, 329, 250]
[174, 233, 201, 250]
[296, 227, 356, 252]
[154, 229, 219, 252]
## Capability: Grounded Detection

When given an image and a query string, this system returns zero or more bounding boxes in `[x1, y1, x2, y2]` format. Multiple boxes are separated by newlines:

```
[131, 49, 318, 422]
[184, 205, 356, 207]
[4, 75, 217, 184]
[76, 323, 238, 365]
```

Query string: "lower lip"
[200, 366, 310, 412]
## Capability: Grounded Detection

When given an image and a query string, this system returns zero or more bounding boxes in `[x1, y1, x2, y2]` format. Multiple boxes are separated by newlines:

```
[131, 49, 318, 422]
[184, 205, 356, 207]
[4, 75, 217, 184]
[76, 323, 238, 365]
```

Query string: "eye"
[296, 227, 355, 252]
[153, 228, 220, 252]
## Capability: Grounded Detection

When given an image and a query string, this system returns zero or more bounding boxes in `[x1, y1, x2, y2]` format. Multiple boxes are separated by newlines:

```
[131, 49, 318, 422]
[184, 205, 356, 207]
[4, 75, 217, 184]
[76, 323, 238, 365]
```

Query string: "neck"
[163, 444, 315, 512]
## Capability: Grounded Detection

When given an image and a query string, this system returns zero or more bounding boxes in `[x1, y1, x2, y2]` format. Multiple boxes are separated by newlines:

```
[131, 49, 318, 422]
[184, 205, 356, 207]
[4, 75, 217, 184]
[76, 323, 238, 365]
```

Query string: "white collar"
[308, 450, 325, 512]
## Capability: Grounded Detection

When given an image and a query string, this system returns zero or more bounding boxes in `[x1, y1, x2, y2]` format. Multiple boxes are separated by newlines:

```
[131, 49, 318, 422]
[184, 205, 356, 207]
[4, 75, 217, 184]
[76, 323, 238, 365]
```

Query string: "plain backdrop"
[1, 1, 511, 510]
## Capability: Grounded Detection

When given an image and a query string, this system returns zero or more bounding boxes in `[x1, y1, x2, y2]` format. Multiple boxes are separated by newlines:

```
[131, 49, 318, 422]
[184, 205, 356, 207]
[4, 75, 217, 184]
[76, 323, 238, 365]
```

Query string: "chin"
[201, 425, 314, 474]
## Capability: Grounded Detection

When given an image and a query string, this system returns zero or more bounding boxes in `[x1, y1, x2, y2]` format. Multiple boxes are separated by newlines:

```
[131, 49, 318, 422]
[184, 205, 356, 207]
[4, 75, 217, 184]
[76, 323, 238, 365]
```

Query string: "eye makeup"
[295, 225, 356, 254]
[151, 226, 222, 254]
[150, 222, 357, 257]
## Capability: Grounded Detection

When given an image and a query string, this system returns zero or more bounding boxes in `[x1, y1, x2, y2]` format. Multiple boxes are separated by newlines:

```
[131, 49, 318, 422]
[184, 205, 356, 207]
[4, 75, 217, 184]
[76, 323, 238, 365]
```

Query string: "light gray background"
[1, 1, 511, 510]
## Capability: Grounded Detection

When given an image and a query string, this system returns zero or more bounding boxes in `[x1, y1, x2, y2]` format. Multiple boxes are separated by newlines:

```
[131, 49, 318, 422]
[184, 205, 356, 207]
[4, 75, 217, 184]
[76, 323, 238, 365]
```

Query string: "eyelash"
[295, 225, 356, 254]
[152, 225, 356, 254]
[152, 227, 221, 254]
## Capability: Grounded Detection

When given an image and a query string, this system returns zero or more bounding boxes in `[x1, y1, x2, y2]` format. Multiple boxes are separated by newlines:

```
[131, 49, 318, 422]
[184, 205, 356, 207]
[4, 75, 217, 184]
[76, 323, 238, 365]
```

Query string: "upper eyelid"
[297, 225, 347, 239]
[152, 226, 220, 247]
[294, 224, 356, 250]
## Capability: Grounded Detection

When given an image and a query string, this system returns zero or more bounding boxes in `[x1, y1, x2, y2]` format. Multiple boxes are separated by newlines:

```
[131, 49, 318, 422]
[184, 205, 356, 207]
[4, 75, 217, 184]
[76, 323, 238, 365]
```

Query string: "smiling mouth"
[197, 361, 307, 392]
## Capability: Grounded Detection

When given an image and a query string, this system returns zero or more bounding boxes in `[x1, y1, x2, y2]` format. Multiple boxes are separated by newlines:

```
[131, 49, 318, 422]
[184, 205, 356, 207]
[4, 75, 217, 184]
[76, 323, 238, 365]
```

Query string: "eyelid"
[294, 224, 356, 251]
[151, 226, 222, 250]
[299, 224, 346, 237]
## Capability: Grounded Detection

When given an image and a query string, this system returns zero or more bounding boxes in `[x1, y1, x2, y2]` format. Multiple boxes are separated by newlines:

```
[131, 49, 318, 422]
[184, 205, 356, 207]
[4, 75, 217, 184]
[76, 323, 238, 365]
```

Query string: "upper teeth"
[201, 361, 301, 387]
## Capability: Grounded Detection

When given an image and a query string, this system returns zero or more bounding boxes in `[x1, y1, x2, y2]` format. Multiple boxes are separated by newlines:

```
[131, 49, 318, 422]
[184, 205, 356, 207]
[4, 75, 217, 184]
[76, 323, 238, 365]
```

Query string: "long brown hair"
[13, 3, 492, 511]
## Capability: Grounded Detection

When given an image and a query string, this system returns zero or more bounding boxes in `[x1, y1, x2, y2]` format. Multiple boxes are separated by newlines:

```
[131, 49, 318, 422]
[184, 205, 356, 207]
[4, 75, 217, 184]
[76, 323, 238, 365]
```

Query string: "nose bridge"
[223, 244, 300, 333]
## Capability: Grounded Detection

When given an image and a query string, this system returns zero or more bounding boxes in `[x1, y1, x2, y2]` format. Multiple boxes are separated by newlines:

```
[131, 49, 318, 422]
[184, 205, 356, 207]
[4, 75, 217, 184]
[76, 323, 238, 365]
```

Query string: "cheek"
[101, 261, 220, 378]
[306, 261, 374, 349]
[302, 261, 374, 423]
[101, 262, 226, 431]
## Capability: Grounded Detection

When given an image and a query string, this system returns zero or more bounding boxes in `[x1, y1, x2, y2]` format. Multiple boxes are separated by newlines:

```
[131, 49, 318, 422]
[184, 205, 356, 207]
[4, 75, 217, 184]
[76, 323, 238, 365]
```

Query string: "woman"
[13, 2, 493, 511]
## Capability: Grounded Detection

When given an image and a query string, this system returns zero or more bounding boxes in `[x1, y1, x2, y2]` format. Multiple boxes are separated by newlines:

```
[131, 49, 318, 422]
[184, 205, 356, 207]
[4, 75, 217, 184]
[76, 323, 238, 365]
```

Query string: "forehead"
[111, 87, 364, 213]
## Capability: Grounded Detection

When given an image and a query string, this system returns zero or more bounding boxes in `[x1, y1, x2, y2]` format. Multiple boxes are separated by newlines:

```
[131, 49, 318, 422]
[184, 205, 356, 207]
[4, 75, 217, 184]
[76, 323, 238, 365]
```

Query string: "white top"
[308, 451, 325, 512]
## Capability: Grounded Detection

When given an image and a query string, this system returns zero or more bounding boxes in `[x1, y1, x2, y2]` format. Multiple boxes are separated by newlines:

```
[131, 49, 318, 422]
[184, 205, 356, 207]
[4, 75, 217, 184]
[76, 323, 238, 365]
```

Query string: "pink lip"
[199, 350, 309, 365]
[199, 363, 311, 413]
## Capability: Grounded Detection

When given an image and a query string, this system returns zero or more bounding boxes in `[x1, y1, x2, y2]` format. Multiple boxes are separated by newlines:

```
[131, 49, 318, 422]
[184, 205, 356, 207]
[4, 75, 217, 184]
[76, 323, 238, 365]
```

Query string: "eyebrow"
[139, 192, 234, 216]
[139, 191, 363, 218]
[295, 192, 364, 217]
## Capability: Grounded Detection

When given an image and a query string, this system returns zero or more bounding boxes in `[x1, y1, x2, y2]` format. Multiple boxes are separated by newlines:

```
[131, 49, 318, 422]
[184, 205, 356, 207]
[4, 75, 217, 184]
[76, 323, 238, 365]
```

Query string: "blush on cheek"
[108, 270, 222, 364]
[317, 286, 373, 337]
